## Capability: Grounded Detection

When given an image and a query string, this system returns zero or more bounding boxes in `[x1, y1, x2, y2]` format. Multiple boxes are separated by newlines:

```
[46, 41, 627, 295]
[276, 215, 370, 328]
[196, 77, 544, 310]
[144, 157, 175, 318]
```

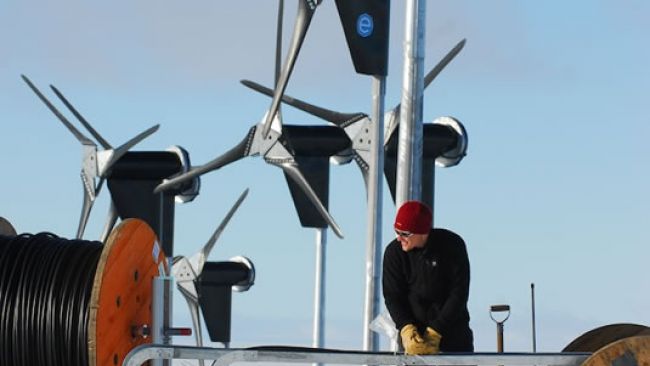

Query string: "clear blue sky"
[1, 0, 648, 354]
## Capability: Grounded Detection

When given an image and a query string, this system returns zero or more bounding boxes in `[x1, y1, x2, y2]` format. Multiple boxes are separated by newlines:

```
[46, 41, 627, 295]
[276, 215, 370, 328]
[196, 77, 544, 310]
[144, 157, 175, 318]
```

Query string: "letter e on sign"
[357, 13, 374, 38]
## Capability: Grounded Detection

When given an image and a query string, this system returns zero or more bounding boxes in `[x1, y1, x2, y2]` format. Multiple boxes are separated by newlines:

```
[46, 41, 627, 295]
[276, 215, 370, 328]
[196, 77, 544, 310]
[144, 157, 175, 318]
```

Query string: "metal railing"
[123, 345, 590, 366]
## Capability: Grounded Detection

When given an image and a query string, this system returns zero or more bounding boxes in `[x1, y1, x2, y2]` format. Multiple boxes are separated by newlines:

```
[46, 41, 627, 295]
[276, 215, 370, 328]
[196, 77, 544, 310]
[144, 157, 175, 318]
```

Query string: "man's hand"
[400, 324, 436, 355]
[423, 327, 442, 354]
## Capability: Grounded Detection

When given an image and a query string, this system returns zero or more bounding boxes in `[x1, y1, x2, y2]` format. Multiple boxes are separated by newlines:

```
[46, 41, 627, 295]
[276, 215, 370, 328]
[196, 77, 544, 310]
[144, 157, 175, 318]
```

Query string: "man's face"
[395, 229, 428, 252]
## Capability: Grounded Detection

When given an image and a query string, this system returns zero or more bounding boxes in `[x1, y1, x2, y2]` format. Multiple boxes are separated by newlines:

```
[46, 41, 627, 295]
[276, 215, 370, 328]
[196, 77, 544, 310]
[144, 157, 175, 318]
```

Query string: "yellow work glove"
[400, 324, 436, 355]
[423, 327, 442, 354]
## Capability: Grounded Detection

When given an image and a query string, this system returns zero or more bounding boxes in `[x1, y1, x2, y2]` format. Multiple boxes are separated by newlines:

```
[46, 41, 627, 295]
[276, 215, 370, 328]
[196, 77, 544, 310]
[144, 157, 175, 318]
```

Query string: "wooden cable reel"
[0, 218, 165, 366]
[564, 324, 650, 366]
[581, 335, 650, 366]
[564, 323, 650, 352]
[89, 218, 167, 366]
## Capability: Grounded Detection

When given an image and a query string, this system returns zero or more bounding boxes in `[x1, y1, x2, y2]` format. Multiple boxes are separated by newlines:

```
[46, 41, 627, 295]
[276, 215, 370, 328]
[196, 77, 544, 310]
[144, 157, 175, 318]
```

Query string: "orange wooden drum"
[88, 219, 167, 366]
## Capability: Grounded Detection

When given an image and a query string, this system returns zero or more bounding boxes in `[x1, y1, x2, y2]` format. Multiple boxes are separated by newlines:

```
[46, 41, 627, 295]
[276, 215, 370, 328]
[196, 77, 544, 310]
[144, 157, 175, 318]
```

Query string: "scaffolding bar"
[124, 345, 590, 366]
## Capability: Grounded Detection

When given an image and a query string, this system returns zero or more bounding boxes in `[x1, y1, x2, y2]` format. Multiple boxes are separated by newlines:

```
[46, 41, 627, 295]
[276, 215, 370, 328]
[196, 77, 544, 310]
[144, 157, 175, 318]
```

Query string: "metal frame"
[123, 345, 590, 366]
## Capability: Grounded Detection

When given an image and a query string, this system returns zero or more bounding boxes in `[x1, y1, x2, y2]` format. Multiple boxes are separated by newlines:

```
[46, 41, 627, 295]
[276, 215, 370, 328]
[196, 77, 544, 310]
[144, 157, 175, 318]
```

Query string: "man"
[382, 200, 473, 354]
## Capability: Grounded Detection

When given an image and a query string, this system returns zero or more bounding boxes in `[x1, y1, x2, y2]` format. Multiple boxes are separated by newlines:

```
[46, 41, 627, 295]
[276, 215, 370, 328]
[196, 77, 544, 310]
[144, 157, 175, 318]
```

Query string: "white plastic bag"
[369, 310, 399, 351]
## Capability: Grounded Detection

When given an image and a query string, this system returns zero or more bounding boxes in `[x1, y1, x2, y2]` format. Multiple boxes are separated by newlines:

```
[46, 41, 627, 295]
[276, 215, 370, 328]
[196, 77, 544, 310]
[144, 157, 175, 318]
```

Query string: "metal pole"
[362, 75, 386, 352]
[531, 283, 537, 352]
[158, 194, 173, 366]
[152, 276, 172, 366]
[396, 0, 426, 206]
[313, 228, 327, 366]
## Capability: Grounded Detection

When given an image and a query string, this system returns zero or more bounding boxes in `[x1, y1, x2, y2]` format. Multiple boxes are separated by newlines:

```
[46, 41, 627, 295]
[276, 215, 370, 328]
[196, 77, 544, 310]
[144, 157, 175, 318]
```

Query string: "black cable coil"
[0, 233, 103, 366]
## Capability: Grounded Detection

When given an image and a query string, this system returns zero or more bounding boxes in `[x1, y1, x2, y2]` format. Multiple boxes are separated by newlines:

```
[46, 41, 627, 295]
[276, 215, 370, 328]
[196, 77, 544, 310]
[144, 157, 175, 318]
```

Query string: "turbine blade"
[99, 201, 118, 243]
[50, 85, 113, 149]
[242, 79, 365, 127]
[98, 124, 159, 176]
[185, 296, 204, 350]
[21, 75, 95, 146]
[274, 0, 285, 122]
[275, 0, 284, 88]
[353, 151, 370, 188]
[390, 39, 466, 116]
[76, 181, 94, 239]
[154, 131, 251, 194]
[383, 39, 466, 145]
[112, 124, 159, 162]
[276, 161, 344, 238]
[198, 188, 249, 274]
[423, 38, 466, 89]
[261, 0, 319, 138]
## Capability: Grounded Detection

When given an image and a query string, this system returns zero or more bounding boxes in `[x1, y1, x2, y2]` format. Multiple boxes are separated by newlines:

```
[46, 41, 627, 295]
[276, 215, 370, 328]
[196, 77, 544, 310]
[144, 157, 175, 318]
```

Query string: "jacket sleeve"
[428, 233, 470, 334]
[382, 243, 416, 330]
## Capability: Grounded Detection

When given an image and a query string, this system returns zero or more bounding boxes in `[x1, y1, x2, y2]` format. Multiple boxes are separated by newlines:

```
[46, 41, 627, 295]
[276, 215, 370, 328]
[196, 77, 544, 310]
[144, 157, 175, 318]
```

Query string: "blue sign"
[356, 13, 374, 38]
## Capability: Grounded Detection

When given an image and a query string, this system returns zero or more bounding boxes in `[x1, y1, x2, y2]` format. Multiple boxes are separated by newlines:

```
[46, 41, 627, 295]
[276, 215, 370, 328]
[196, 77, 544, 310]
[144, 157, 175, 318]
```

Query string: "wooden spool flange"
[564, 323, 650, 352]
[88, 219, 167, 366]
[0, 217, 17, 236]
[581, 335, 650, 366]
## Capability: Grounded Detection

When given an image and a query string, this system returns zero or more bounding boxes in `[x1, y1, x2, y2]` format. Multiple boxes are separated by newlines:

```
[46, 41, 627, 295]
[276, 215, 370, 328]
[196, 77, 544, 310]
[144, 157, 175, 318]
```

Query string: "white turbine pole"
[313, 228, 327, 366]
[362, 75, 386, 352]
[396, 0, 426, 206]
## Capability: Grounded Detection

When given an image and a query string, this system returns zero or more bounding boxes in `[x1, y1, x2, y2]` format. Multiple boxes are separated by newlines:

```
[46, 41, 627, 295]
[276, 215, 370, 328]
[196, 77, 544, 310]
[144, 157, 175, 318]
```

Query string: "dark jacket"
[382, 228, 473, 352]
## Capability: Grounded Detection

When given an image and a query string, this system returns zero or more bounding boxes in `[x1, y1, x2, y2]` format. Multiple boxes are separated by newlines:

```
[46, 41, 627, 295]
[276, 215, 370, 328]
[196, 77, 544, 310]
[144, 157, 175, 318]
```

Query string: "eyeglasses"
[395, 229, 413, 238]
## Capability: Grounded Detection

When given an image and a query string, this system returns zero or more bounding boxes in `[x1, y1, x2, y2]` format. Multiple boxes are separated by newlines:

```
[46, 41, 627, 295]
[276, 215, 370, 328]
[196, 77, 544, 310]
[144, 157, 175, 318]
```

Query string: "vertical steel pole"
[531, 283, 537, 352]
[158, 194, 173, 366]
[152, 276, 172, 366]
[313, 228, 327, 366]
[396, 0, 426, 206]
[362, 75, 386, 352]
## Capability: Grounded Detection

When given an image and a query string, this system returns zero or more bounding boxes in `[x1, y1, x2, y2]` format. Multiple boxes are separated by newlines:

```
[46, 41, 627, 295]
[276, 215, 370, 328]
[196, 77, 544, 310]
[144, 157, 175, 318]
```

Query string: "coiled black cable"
[0, 233, 102, 366]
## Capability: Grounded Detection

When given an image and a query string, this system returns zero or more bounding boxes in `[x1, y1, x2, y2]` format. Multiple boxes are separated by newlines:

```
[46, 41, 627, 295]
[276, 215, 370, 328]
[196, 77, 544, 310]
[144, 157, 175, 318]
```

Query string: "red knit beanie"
[394, 201, 432, 234]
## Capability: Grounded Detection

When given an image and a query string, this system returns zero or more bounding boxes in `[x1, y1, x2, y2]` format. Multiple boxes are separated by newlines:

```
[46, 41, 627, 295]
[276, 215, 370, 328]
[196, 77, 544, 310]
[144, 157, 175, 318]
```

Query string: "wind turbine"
[240, 38, 469, 207]
[172, 188, 253, 358]
[154, 0, 344, 239]
[21, 75, 159, 239]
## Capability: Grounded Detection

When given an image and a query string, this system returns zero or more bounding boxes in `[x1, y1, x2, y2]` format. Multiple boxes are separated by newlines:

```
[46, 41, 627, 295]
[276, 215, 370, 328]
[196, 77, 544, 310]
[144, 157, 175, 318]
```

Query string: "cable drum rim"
[0, 216, 17, 236]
